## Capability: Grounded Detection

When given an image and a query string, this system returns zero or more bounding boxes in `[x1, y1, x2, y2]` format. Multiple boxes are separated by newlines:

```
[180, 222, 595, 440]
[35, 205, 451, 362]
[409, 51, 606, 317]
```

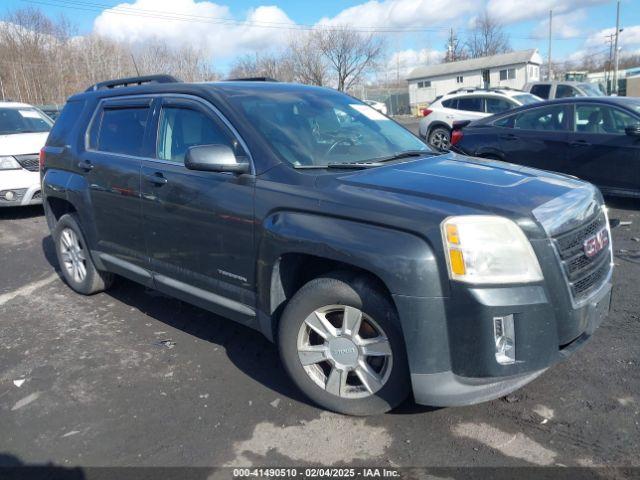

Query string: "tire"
[53, 213, 113, 295]
[428, 126, 451, 151]
[278, 272, 410, 415]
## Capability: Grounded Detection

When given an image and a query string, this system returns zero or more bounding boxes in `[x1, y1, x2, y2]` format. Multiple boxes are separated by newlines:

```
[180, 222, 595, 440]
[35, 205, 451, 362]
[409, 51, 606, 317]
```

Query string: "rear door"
[80, 97, 151, 280]
[495, 103, 571, 172]
[565, 102, 640, 193]
[141, 96, 256, 323]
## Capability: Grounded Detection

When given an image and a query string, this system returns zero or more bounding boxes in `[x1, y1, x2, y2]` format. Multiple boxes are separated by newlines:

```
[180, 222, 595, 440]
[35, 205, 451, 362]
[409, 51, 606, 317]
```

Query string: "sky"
[3, 0, 640, 75]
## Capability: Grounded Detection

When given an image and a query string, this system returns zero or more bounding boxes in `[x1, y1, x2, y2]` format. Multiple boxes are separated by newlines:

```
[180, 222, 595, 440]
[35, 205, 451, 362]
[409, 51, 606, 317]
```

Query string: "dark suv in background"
[41, 75, 613, 415]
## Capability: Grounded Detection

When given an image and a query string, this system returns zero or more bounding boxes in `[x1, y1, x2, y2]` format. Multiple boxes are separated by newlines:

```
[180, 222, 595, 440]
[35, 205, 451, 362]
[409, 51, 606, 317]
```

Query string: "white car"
[419, 88, 542, 150]
[0, 102, 53, 207]
[364, 100, 388, 115]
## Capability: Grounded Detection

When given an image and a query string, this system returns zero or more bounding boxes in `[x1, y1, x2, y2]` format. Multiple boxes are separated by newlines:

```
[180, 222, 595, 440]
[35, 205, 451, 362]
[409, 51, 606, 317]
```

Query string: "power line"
[20, 0, 596, 39]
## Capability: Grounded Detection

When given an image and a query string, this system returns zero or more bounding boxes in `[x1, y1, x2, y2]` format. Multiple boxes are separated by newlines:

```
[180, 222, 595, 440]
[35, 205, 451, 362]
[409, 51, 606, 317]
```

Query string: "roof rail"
[446, 86, 523, 95]
[225, 76, 278, 82]
[85, 74, 180, 92]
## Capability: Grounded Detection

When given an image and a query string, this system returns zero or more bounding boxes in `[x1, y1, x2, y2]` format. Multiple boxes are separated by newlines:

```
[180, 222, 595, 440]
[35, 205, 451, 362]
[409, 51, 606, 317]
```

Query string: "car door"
[565, 102, 640, 193]
[495, 103, 571, 172]
[141, 96, 256, 323]
[81, 97, 151, 280]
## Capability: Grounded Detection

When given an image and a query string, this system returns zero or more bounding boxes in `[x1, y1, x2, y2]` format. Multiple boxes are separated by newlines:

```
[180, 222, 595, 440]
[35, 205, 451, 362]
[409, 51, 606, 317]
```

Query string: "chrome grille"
[15, 154, 40, 172]
[552, 211, 611, 304]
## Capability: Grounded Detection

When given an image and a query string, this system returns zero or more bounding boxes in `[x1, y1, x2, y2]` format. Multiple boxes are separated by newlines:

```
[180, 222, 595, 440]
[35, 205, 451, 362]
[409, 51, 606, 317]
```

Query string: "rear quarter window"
[47, 101, 85, 147]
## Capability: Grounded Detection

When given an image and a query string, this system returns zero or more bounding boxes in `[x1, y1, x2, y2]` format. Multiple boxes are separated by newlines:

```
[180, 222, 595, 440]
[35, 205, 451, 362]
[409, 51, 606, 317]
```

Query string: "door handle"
[144, 172, 168, 186]
[570, 140, 591, 147]
[77, 160, 93, 171]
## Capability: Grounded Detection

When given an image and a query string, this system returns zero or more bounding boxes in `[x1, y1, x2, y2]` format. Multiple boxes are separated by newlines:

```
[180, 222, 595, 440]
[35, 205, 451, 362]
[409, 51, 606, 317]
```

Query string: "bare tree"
[228, 52, 294, 81]
[317, 26, 385, 91]
[289, 30, 329, 86]
[465, 11, 511, 59]
[443, 28, 467, 63]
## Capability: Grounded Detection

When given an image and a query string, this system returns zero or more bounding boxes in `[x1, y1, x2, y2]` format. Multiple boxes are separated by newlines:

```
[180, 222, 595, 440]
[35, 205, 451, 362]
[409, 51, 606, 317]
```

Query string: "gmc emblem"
[583, 227, 609, 258]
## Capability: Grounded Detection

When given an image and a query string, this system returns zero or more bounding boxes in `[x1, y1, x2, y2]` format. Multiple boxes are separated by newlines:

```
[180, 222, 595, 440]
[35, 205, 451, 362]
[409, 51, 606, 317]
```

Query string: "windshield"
[579, 83, 605, 96]
[0, 107, 53, 135]
[514, 94, 542, 105]
[226, 89, 430, 167]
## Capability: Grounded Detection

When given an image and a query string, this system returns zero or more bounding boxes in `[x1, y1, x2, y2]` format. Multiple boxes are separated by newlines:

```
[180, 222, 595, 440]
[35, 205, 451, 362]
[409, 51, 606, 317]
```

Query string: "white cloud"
[93, 0, 295, 59]
[486, 0, 608, 25]
[585, 24, 640, 50]
[317, 0, 479, 28]
[534, 9, 588, 40]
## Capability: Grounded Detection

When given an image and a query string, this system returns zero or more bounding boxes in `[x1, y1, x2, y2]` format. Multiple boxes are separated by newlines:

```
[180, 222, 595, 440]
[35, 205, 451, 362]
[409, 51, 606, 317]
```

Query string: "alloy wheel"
[59, 227, 87, 283]
[296, 305, 393, 399]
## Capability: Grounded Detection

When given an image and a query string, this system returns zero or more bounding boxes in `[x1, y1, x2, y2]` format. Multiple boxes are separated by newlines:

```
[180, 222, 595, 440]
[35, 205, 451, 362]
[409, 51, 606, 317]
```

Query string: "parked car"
[452, 97, 640, 198]
[419, 87, 542, 150]
[364, 99, 388, 115]
[523, 81, 605, 100]
[0, 101, 53, 207]
[42, 75, 612, 415]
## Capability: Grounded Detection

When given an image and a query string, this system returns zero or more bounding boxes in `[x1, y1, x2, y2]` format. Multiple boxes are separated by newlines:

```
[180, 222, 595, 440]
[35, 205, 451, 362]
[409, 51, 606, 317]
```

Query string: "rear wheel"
[278, 273, 410, 415]
[428, 126, 451, 150]
[54, 213, 113, 295]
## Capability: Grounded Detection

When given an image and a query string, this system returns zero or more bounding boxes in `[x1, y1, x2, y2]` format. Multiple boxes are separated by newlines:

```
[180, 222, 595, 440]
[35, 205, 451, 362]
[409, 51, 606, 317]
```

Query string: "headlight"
[0, 156, 21, 170]
[441, 215, 543, 284]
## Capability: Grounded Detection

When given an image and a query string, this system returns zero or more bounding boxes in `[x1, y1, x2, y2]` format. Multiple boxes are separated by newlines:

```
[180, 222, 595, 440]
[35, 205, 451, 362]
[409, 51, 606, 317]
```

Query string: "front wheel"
[278, 273, 410, 415]
[428, 127, 451, 150]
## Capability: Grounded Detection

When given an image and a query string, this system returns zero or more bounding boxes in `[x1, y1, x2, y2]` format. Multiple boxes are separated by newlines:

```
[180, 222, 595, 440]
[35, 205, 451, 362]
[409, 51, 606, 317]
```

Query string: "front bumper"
[394, 279, 612, 407]
[0, 169, 42, 207]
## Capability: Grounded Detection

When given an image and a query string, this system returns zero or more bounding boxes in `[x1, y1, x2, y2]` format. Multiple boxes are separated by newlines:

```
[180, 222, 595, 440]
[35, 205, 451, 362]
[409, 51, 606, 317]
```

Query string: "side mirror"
[185, 144, 250, 174]
[625, 125, 640, 137]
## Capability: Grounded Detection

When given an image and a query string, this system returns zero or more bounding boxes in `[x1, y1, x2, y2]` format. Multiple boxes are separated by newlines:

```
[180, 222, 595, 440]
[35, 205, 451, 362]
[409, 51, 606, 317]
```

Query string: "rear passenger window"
[530, 84, 551, 99]
[442, 99, 457, 109]
[556, 85, 579, 98]
[456, 97, 484, 112]
[90, 106, 150, 156]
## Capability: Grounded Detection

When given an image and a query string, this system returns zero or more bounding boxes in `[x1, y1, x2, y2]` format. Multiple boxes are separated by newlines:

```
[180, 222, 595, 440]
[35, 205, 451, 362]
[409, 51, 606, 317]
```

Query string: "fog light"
[4, 191, 15, 201]
[493, 315, 515, 365]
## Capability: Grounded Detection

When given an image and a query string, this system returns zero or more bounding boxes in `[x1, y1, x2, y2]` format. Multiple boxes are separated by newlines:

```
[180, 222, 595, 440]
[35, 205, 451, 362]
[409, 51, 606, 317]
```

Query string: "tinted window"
[0, 107, 52, 135]
[48, 101, 84, 146]
[511, 105, 567, 131]
[442, 98, 457, 109]
[157, 107, 240, 163]
[575, 104, 640, 134]
[92, 106, 149, 156]
[556, 85, 579, 98]
[485, 97, 513, 114]
[530, 84, 551, 99]
[456, 97, 484, 112]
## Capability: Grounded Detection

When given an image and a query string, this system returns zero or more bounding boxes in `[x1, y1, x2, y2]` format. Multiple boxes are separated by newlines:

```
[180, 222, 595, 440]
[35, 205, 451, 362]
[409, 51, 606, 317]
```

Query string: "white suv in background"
[419, 88, 542, 149]
[0, 102, 53, 207]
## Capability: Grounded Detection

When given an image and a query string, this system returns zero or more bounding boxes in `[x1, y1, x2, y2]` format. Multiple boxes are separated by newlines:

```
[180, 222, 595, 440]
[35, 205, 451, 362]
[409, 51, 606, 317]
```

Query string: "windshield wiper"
[293, 162, 382, 170]
[372, 150, 438, 163]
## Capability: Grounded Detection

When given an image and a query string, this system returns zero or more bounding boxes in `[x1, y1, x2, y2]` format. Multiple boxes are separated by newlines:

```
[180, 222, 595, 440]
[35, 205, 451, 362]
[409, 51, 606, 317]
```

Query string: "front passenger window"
[157, 107, 240, 163]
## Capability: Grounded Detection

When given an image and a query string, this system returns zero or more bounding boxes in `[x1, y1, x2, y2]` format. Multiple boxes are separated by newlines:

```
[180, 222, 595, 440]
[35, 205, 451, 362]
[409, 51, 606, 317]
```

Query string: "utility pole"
[547, 9, 553, 80]
[613, 0, 621, 95]
[605, 33, 615, 94]
[447, 28, 456, 63]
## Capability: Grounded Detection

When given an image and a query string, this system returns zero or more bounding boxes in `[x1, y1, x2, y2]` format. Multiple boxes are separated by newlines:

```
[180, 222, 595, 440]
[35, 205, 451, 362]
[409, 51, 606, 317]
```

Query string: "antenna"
[131, 53, 141, 76]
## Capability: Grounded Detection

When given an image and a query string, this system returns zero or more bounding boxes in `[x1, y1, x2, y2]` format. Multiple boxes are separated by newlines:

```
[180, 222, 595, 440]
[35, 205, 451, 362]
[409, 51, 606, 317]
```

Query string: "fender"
[256, 211, 445, 339]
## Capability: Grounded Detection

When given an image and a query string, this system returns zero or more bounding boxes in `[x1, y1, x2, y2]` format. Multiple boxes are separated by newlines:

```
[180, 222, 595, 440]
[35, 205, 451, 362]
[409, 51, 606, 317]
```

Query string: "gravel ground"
[0, 125, 638, 468]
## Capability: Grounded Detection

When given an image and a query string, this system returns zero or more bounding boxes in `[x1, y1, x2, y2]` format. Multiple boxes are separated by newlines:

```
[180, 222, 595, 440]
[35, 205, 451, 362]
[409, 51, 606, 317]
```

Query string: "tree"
[443, 28, 467, 63]
[228, 52, 294, 82]
[289, 30, 329, 86]
[317, 26, 385, 91]
[465, 11, 511, 59]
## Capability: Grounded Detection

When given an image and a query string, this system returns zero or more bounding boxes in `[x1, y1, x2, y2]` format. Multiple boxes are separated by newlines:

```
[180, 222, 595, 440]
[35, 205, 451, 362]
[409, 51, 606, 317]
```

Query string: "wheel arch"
[256, 211, 443, 341]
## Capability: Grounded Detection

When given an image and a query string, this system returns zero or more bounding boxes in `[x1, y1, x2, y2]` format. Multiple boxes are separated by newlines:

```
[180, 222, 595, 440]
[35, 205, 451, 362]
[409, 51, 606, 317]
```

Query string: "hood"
[336, 153, 600, 235]
[0, 132, 49, 156]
